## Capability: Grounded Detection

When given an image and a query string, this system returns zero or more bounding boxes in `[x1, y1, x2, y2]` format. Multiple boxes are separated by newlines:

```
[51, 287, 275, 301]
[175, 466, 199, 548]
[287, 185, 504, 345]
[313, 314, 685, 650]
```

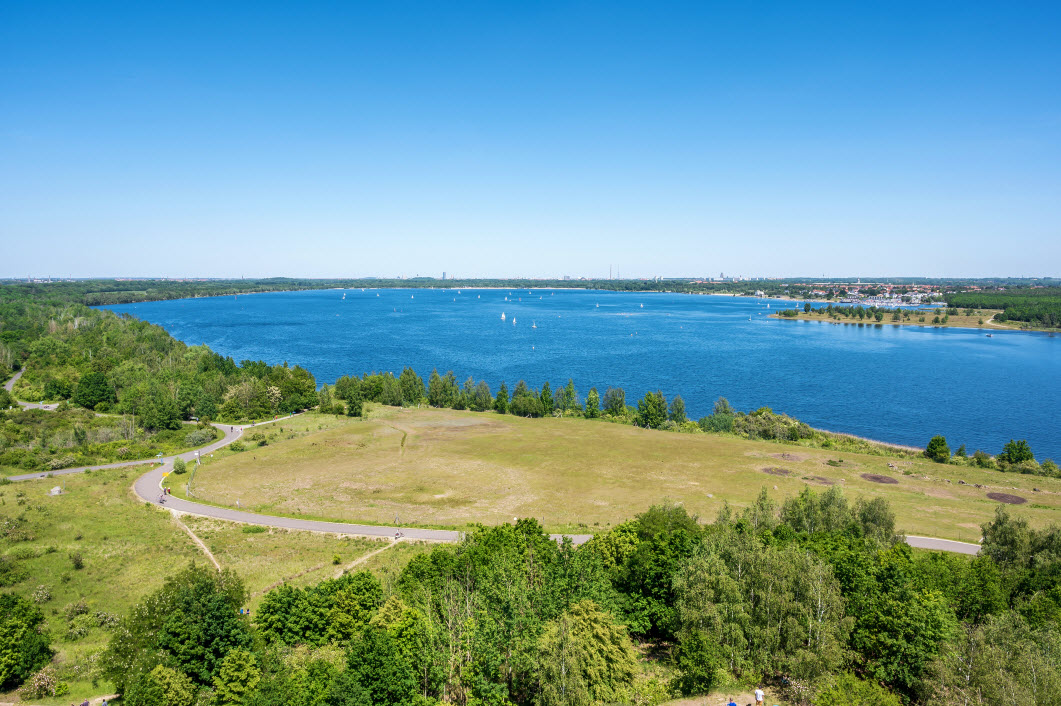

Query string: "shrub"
[32, 584, 51, 604]
[69, 552, 85, 570]
[16, 667, 68, 699]
[185, 429, 215, 446]
[172, 457, 187, 475]
[64, 598, 89, 620]
[66, 613, 94, 641]
[229, 441, 246, 452]
[973, 449, 994, 468]
[241, 525, 266, 534]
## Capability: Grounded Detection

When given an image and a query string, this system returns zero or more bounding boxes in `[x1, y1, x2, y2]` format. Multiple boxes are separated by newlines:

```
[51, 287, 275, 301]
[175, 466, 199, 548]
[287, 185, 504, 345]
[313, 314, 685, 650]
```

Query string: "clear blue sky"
[2, 1, 1059, 279]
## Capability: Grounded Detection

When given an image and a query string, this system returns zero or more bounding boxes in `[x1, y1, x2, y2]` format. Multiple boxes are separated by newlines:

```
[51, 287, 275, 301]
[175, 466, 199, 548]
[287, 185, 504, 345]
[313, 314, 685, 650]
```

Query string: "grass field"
[177, 407, 1061, 541]
[0, 464, 429, 703]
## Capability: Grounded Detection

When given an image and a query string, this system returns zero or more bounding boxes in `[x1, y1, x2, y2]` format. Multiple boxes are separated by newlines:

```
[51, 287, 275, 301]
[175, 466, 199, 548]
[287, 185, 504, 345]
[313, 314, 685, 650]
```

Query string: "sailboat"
[512, 318, 517, 325]
[342, 293, 346, 300]
[532, 321, 537, 328]
[596, 303, 599, 308]
[640, 303, 643, 308]
[501, 312, 506, 321]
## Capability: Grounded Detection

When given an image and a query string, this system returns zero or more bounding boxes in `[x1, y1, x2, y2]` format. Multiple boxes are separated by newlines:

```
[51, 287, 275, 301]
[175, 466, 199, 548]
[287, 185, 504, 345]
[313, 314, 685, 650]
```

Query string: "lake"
[104, 288, 1061, 460]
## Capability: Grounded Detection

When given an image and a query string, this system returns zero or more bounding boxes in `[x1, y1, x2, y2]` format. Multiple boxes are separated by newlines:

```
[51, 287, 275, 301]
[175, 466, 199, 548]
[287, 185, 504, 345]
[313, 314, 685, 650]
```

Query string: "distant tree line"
[946, 288, 1061, 328]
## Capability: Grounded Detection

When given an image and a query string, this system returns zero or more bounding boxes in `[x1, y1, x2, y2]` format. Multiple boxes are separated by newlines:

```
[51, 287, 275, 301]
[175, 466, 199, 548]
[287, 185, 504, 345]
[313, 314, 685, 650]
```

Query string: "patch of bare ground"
[771, 451, 810, 462]
[762, 467, 792, 476]
[862, 473, 899, 484]
[988, 492, 1027, 505]
[804, 476, 835, 485]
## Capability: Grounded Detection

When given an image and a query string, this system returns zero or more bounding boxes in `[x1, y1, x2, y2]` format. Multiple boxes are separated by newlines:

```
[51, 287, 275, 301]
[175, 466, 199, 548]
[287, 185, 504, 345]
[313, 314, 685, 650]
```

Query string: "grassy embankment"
[174, 406, 1061, 542]
[0, 464, 431, 703]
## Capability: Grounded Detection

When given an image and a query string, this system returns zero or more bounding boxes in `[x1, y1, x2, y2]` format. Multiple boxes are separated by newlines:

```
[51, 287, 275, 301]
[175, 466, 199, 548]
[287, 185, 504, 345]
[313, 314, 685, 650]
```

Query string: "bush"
[69, 552, 85, 570]
[16, 667, 68, 699]
[229, 441, 246, 452]
[31, 584, 51, 604]
[815, 672, 901, 706]
[172, 457, 187, 474]
[185, 429, 215, 447]
[973, 449, 995, 468]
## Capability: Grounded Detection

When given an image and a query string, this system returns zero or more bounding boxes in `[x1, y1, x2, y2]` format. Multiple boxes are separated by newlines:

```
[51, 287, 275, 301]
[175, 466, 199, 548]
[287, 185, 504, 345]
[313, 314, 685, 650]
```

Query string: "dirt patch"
[771, 452, 809, 462]
[987, 492, 1027, 505]
[862, 473, 899, 484]
[805, 476, 835, 485]
[762, 467, 792, 476]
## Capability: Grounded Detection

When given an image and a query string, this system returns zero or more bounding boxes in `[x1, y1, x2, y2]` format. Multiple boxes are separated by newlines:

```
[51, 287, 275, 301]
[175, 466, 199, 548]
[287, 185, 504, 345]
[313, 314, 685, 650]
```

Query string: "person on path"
[726, 698, 737, 706]
[754, 687, 765, 705]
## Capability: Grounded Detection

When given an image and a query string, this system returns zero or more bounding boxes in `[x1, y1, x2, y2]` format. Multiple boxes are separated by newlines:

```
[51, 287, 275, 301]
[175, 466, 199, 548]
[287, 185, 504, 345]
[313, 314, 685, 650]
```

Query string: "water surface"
[105, 288, 1061, 459]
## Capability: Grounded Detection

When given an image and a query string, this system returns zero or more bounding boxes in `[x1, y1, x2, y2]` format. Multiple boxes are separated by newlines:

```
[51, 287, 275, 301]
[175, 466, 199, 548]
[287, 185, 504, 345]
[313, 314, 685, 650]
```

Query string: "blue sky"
[2, 2, 1059, 279]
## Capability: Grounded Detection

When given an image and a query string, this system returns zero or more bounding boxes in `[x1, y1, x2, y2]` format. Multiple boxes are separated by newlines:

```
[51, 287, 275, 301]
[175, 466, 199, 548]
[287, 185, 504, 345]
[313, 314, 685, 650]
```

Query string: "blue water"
[104, 288, 1061, 460]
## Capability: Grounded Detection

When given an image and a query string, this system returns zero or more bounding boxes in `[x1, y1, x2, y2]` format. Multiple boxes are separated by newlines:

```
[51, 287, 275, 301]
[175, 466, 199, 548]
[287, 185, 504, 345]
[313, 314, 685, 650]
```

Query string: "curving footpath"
[4, 369, 976, 553]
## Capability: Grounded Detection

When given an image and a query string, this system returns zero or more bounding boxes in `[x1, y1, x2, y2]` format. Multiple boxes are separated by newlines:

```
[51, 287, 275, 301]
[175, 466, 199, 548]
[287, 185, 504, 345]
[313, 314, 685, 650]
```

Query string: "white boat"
[411, 295, 414, 299]
[640, 303, 643, 308]
[512, 318, 517, 325]
[596, 303, 599, 308]
[501, 312, 506, 321]
[342, 293, 346, 299]
[532, 321, 537, 328]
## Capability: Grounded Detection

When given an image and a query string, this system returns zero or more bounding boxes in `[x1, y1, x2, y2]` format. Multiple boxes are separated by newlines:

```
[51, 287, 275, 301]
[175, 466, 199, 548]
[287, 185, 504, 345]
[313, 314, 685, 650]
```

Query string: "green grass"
[0, 407, 221, 477]
[0, 462, 429, 703]
[175, 407, 1061, 541]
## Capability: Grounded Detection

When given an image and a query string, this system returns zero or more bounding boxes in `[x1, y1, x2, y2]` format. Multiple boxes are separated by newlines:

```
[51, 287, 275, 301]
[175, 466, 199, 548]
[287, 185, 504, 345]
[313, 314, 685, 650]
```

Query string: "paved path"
[4, 368, 976, 554]
[906, 535, 980, 555]
[3, 368, 59, 410]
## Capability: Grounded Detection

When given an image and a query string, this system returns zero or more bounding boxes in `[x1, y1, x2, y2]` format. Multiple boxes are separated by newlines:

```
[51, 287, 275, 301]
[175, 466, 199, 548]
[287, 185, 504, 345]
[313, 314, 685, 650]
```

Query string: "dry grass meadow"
[179, 407, 1061, 541]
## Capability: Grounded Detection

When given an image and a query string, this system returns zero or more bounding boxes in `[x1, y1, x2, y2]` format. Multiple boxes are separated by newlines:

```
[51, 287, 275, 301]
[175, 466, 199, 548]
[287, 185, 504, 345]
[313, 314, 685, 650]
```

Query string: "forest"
[945, 287, 1061, 328]
[5, 491, 1060, 705]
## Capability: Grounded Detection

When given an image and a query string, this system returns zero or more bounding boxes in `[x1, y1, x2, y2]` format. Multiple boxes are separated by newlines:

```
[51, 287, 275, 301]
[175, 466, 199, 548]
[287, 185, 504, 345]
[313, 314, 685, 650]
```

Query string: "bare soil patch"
[987, 492, 1027, 505]
[771, 452, 809, 462]
[762, 467, 792, 476]
[805, 476, 835, 485]
[862, 473, 899, 484]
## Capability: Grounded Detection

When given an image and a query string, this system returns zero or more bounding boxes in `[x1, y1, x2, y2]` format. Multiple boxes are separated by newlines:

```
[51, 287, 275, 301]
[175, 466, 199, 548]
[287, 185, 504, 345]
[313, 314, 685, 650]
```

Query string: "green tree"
[924, 435, 951, 463]
[999, 439, 1034, 465]
[73, 370, 114, 409]
[804, 302, 812, 313]
[494, 381, 509, 414]
[584, 388, 600, 419]
[668, 395, 686, 425]
[540, 382, 555, 415]
[0, 593, 53, 690]
[636, 390, 667, 429]
[398, 367, 424, 407]
[602, 387, 625, 417]
[125, 665, 197, 706]
[673, 629, 719, 696]
[102, 564, 249, 691]
[213, 648, 261, 705]
[537, 601, 636, 706]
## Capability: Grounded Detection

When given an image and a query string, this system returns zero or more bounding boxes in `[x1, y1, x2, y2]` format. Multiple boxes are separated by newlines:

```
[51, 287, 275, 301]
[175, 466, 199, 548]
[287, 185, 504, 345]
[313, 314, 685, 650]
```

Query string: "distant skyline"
[2, 2, 1060, 278]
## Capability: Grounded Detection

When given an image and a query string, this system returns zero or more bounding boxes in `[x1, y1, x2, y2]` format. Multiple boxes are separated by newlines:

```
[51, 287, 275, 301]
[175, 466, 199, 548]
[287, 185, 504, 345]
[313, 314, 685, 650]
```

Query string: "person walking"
[754, 686, 765, 705]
